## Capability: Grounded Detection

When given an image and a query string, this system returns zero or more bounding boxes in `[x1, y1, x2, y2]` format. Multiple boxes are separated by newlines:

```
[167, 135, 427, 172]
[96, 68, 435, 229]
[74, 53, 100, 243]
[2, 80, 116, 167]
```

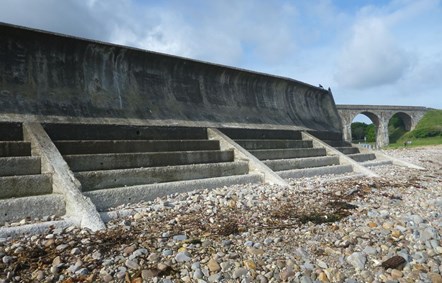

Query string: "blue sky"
[1, 0, 441, 118]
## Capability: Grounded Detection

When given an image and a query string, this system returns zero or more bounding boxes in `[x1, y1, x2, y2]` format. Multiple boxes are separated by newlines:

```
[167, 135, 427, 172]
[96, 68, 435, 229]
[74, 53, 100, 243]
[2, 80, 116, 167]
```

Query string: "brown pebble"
[428, 272, 442, 283]
[381, 255, 406, 269]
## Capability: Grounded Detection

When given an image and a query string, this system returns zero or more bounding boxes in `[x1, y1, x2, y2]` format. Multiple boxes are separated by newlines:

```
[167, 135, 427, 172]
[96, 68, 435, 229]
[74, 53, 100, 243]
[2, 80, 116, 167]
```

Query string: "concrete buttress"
[22, 122, 105, 231]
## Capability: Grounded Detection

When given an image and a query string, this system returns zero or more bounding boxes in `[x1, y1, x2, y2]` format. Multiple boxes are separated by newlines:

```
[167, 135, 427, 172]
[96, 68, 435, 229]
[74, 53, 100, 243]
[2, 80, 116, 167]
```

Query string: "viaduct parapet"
[336, 105, 431, 148]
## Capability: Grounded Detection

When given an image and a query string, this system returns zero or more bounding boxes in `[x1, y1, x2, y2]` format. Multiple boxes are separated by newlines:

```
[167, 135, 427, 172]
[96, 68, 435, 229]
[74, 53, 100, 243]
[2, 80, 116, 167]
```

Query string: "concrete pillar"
[338, 111, 353, 142]
[376, 116, 389, 148]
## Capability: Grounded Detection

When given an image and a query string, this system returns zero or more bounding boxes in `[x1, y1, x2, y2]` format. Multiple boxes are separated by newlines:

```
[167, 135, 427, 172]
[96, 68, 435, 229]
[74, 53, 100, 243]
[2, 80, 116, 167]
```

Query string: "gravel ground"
[0, 145, 441, 283]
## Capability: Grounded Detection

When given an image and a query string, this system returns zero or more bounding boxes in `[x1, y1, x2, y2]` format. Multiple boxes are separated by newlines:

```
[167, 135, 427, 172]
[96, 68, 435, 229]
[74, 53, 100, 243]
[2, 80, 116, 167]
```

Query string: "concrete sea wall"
[0, 23, 341, 132]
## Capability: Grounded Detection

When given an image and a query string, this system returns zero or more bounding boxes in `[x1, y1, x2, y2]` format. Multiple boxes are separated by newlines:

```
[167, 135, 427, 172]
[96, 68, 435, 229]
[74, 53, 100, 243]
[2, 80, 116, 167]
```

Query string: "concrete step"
[361, 159, 393, 167]
[77, 161, 249, 191]
[85, 173, 264, 211]
[235, 139, 313, 150]
[348, 153, 376, 162]
[44, 124, 208, 141]
[221, 128, 302, 140]
[65, 150, 235, 172]
[264, 156, 340, 171]
[0, 156, 41, 176]
[278, 164, 353, 179]
[0, 122, 23, 141]
[321, 140, 352, 147]
[307, 130, 342, 141]
[55, 140, 220, 155]
[336, 147, 360, 154]
[249, 148, 326, 160]
[0, 194, 65, 225]
[0, 141, 31, 157]
[0, 174, 52, 199]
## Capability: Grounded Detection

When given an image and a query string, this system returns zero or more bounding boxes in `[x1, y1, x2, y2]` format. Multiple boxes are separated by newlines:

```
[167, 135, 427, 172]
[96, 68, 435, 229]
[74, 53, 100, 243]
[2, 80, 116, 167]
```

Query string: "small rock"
[125, 259, 140, 270]
[175, 251, 191, 262]
[207, 258, 221, 272]
[52, 256, 61, 266]
[346, 252, 366, 270]
[233, 267, 248, 279]
[142, 269, 158, 279]
[71, 247, 81, 255]
[173, 234, 187, 241]
[243, 259, 256, 270]
[318, 271, 328, 282]
[56, 244, 69, 251]
[381, 255, 406, 269]
[428, 272, 442, 283]
[2, 255, 12, 264]
[391, 230, 401, 238]
[391, 269, 403, 279]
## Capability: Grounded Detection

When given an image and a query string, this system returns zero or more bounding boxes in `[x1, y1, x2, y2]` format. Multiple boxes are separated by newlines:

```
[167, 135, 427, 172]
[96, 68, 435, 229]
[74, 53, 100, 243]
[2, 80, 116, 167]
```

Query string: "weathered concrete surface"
[0, 219, 75, 238]
[301, 131, 379, 178]
[86, 174, 264, 211]
[0, 174, 52, 199]
[207, 128, 290, 187]
[0, 142, 31, 157]
[76, 161, 249, 191]
[0, 194, 65, 225]
[336, 105, 430, 148]
[55, 140, 219, 155]
[22, 122, 105, 231]
[250, 148, 326, 160]
[0, 156, 41, 176]
[354, 144, 426, 170]
[264, 156, 340, 171]
[64, 150, 234, 172]
[278, 164, 353, 179]
[236, 140, 312, 150]
[44, 124, 208, 141]
[0, 23, 341, 132]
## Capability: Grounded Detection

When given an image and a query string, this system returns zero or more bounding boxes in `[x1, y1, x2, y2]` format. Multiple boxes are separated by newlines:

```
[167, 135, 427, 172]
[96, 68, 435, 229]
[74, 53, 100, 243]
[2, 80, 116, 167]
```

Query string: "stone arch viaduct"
[336, 105, 431, 148]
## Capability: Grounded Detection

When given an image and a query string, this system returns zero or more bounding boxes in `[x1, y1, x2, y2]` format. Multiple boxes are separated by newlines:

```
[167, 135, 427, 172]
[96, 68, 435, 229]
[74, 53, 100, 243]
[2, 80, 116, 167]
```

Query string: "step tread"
[0, 174, 52, 199]
[361, 159, 393, 167]
[264, 156, 340, 171]
[65, 150, 235, 172]
[221, 128, 302, 140]
[76, 161, 249, 191]
[0, 194, 65, 225]
[249, 148, 327, 160]
[44, 124, 208, 140]
[55, 140, 219, 154]
[335, 147, 360, 154]
[0, 141, 31, 157]
[235, 139, 313, 150]
[278, 164, 353, 179]
[0, 156, 41, 176]
[84, 173, 264, 211]
[347, 153, 376, 162]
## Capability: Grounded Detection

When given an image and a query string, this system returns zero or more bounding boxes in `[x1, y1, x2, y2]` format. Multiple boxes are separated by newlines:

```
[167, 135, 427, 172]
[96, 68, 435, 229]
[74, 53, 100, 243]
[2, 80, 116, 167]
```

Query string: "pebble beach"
[1, 145, 441, 283]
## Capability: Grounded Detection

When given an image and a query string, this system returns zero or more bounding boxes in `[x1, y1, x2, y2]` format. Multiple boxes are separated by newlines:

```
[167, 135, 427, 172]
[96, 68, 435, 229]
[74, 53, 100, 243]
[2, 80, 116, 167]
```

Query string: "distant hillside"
[390, 109, 442, 147]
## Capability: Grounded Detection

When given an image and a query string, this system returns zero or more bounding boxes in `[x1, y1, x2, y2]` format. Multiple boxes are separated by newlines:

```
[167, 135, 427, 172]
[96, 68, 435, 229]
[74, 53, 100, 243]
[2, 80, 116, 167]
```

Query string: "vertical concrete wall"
[0, 23, 342, 132]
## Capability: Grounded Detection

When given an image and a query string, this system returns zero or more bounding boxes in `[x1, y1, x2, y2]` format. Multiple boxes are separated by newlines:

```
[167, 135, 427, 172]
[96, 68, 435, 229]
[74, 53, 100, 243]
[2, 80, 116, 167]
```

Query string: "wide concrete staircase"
[44, 124, 263, 211]
[221, 128, 354, 179]
[0, 123, 65, 225]
[311, 131, 393, 167]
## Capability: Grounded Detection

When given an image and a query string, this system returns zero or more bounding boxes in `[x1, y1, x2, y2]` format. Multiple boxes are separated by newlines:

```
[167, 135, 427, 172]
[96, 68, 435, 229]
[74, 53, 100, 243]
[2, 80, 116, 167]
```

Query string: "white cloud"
[334, 17, 411, 89]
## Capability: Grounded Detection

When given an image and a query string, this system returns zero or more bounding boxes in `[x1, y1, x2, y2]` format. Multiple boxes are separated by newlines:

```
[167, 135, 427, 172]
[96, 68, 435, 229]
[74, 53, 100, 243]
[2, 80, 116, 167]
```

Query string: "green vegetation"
[388, 114, 407, 143]
[388, 110, 442, 148]
[351, 122, 376, 142]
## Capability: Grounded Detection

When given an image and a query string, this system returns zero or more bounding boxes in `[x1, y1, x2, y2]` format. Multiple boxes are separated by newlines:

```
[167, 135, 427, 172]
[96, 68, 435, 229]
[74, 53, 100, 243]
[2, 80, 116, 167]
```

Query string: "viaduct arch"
[336, 105, 430, 148]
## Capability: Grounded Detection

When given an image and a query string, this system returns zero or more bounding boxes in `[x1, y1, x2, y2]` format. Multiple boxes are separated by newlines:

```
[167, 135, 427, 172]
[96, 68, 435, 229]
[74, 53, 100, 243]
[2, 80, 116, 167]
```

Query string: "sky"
[1, 0, 441, 121]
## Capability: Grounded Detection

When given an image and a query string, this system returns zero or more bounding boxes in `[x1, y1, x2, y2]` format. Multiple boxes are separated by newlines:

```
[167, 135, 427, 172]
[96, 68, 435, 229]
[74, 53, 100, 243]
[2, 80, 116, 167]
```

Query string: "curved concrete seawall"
[0, 23, 341, 132]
